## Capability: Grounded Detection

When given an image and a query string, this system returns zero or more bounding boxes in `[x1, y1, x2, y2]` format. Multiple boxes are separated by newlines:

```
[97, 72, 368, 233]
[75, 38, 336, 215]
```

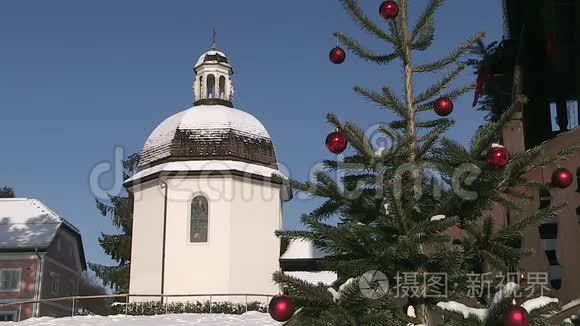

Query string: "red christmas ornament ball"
[268, 295, 295, 322]
[326, 130, 348, 154]
[551, 168, 573, 188]
[329, 46, 346, 64]
[379, 1, 399, 20]
[487, 144, 509, 169]
[503, 303, 529, 326]
[434, 97, 454, 116]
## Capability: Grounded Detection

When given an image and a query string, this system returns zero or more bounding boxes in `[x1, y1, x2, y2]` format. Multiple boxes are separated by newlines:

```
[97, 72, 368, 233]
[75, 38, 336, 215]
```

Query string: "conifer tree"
[89, 153, 139, 293]
[0, 186, 15, 198]
[273, 1, 578, 325]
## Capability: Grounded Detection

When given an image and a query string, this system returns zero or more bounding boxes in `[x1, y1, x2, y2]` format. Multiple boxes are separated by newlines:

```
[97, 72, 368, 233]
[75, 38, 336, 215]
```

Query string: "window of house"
[0, 311, 17, 321]
[190, 196, 208, 243]
[576, 167, 580, 193]
[549, 101, 579, 131]
[0, 268, 21, 292]
[567, 101, 579, 129]
[549, 102, 560, 132]
[539, 188, 551, 209]
[50, 272, 60, 296]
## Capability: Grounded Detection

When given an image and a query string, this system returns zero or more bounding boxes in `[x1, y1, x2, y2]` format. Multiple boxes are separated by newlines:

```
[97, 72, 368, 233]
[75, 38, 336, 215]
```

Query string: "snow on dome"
[138, 105, 276, 169]
[195, 50, 229, 68]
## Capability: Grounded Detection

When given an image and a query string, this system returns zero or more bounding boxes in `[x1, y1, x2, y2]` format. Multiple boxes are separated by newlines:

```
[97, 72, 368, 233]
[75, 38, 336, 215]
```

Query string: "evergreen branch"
[381, 86, 406, 112]
[311, 199, 343, 220]
[326, 111, 343, 128]
[416, 118, 454, 129]
[343, 120, 376, 158]
[336, 33, 400, 64]
[338, 0, 399, 45]
[387, 21, 404, 58]
[273, 271, 335, 307]
[413, 32, 484, 73]
[276, 229, 316, 240]
[411, 0, 444, 42]
[416, 82, 475, 112]
[411, 16, 435, 51]
[469, 104, 516, 157]
[526, 145, 580, 171]
[88, 263, 129, 293]
[288, 170, 342, 199]
[414, 64, 465, 104]
[98, 233, 131, 263]
[314, 170, 343, 197]
[437, 137, 471, 163]
[497, 204, 565, 240]
[504, 188, 534, 203]
[354, 86, 408, 119]
[387, 119, 407, 130]
[416, 122, 453, 157]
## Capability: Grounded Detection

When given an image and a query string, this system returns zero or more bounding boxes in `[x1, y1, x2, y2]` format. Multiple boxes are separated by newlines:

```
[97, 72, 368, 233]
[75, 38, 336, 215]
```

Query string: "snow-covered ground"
[9, 312, 281, 326]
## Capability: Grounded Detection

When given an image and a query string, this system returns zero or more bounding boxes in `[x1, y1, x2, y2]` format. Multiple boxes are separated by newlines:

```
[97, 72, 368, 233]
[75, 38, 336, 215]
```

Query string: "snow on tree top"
[139, 105, 272, 165]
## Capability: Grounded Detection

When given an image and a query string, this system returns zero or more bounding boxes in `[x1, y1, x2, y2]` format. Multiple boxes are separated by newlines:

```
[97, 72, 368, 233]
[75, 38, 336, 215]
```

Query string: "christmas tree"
[436, 282, 560, 326]
[89, 153, 139, 293]
[273, 0, 578, 325]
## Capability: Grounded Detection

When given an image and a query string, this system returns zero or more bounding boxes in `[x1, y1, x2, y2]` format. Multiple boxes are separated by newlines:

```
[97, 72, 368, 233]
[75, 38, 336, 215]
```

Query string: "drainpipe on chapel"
[160, 176, 169, 305]
[33, 248, 44, 318]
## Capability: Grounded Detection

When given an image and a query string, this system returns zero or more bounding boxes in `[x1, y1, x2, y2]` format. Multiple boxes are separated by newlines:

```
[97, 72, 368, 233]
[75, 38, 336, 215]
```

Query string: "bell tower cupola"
[193, 31, 234, 108]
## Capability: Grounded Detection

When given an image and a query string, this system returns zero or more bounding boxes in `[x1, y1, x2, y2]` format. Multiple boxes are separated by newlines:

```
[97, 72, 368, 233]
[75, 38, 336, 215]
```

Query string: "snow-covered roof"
[126, 160, 286, 184]
[281, 239, 329, 260]
[0, 198, 78, 249]
[139, 105, 274, 168]
[195, 50, 229, 68]
[285, 271, 337, 286]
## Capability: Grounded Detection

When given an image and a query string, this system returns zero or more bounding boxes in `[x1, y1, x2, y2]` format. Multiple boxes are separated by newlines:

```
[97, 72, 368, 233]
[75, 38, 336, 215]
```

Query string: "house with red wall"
[0, 198, 86, 321]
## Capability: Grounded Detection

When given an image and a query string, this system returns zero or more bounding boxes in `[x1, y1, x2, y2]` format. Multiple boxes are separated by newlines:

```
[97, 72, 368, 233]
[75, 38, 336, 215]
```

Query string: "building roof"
[0, 198, 86, 269]
[285, 271, 337, 286]
[138, 105, 278, 170]
[281, 239, 329, 260]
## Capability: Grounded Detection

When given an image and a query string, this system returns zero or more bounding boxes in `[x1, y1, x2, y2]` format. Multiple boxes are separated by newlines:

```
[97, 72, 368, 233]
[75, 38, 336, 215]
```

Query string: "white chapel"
[125, 43, 293, 300]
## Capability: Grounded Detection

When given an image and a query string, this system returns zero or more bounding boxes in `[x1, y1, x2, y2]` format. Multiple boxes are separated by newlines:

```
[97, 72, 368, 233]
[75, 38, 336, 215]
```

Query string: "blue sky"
[0, 1, 503, 267]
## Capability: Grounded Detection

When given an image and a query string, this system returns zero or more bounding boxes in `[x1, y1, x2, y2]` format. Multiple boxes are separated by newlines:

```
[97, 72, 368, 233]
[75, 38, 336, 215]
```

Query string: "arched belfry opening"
[219, 76, 226, 99]
[206, 75, 215, 99]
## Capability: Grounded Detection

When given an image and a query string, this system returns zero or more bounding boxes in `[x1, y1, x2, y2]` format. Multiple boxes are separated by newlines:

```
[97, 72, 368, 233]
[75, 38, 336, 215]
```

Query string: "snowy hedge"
[111, 300, 267, 316]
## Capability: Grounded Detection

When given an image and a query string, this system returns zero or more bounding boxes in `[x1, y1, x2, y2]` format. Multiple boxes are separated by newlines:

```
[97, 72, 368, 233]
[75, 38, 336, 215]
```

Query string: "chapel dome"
[194, 50, 230, 69]
[138, 104, 277, 170]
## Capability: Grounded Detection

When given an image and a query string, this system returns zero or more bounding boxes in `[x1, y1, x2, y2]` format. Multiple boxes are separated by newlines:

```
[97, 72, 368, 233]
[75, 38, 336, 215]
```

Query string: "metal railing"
[0, 293, 275, 322]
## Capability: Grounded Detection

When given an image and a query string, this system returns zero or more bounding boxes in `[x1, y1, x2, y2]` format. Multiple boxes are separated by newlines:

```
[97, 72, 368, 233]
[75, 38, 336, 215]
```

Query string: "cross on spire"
[211, 29, 217, 50]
